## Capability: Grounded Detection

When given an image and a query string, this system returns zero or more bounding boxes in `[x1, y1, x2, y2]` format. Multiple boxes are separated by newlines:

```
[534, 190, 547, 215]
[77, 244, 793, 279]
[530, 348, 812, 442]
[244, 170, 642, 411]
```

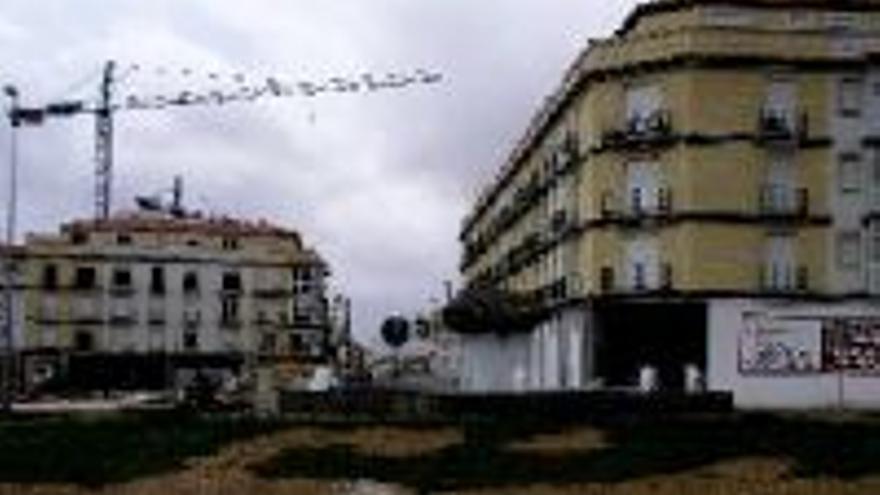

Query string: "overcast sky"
[0, 0, 641, 347]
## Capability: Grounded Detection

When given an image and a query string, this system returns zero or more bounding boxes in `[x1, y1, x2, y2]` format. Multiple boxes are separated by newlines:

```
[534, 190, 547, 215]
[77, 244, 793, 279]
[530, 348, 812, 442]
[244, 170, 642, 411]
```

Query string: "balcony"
[759, 264, 809, 293]
[756, 109, 808, 146]
[547, 132, 581, 176]
[253, 288, 294, 299]
[220, 318, 243, 331]
[600, 189, 673, 223]
[109, 285, 135, 298]
[759, 186, 809, 218]
[600, 110, 674, 151]
[147, 313, 166, 326]
[599, 264, 674, 295]
[109, 314, 137, 327]
[70, 301, 104, 325]
[183, 310, 201, 330]
[550, 209, 579, 238]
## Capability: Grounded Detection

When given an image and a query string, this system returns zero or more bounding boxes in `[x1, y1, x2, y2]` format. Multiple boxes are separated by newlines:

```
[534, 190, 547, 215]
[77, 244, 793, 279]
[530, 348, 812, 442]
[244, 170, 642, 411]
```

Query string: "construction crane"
[7, 60, 442, 220]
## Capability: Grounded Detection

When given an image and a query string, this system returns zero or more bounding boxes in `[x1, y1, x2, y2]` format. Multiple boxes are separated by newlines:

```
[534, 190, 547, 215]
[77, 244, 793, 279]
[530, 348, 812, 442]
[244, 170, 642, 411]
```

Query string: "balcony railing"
[253, 288, 295, 299]
[759, 186, 809, 217]
[109, 286, 135, 298]
[601, 110, 674, 149]
[220, 319, 242, 330]
[110, 317, 137, 327]
[550, 209, 579, 237]
[183, 311, 201, 329]
[756, 109, 808, 145]
[599, 264, 673, 294]
[600, 189, 673, 220]
[759, 264, 809, 293]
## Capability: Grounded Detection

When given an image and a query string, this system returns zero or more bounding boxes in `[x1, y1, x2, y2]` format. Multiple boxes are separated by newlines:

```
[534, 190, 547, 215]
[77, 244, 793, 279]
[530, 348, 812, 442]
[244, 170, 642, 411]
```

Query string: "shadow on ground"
[0, 412, 283, 487]
[250, 414, 880, 493]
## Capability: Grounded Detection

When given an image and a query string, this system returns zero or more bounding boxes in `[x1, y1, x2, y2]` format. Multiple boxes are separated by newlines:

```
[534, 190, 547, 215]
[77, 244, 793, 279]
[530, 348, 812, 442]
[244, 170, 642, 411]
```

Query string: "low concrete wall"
[278, 389, 733, 422]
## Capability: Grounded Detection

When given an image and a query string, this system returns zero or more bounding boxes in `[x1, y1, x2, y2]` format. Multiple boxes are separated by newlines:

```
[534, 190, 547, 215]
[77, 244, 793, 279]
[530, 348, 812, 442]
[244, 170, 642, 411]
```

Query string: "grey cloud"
[0, 1, 640, 344]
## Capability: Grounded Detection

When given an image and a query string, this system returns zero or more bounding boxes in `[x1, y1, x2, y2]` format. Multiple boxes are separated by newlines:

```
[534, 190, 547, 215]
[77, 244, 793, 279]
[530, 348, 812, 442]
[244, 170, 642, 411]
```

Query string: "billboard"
[739, 312, 823, 374]
[740, 312, 880, 376]
[822, 318, 880, 374]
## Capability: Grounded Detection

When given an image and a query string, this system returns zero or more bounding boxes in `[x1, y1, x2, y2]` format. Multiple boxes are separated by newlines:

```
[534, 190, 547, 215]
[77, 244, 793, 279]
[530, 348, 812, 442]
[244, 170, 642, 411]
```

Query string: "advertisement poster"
[739, 312, 823, 374]
[740, 312, 880, 376]
[822, 318, 880, 374]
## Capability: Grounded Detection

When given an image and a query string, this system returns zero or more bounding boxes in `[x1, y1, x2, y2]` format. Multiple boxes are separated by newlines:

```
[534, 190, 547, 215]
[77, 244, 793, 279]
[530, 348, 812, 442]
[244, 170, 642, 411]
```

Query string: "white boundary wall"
[459, 307, 589, 392]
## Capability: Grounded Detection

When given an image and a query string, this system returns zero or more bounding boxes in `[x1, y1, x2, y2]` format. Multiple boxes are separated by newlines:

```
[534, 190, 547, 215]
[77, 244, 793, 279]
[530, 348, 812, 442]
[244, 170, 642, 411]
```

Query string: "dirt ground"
[1, 425, 880, 495]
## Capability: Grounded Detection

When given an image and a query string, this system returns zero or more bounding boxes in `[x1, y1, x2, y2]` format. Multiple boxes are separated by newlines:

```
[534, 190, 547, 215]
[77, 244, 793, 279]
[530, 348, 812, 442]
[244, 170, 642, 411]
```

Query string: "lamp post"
[1, 84, 19, 413]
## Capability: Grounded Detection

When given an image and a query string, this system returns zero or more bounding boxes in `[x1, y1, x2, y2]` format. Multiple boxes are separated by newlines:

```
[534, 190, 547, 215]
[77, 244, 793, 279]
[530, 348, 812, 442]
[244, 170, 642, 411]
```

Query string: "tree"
[441, 286, 547, 335]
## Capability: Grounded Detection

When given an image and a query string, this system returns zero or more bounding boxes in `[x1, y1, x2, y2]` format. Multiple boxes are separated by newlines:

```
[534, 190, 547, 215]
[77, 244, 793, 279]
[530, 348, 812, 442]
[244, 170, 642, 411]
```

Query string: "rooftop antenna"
[134, 175, 188, 218]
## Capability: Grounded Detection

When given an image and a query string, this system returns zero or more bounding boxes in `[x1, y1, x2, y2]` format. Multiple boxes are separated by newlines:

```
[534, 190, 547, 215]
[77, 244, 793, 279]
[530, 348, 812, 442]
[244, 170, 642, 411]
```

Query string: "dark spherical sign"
[381, 316, 410, 349]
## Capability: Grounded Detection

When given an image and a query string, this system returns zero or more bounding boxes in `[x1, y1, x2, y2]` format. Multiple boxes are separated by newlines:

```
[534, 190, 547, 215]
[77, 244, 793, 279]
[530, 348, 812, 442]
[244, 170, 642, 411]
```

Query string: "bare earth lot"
[2, 413, 880, 494]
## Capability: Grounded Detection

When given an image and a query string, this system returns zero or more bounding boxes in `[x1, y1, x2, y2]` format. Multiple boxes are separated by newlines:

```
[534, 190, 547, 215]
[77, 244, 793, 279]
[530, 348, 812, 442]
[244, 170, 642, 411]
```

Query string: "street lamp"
[1, 84, 19, 413]
[3, 85, 18, 245]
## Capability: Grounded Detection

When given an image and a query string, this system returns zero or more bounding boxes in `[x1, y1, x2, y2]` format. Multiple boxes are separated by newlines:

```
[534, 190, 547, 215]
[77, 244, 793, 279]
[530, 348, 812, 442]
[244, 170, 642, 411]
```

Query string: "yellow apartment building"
[458, 0, 880, 408]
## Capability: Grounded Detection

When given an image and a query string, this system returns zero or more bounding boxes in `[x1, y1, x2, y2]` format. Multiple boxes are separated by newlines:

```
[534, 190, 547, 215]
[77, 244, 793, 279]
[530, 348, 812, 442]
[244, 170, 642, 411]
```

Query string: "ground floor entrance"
[594, 301, 707, 390]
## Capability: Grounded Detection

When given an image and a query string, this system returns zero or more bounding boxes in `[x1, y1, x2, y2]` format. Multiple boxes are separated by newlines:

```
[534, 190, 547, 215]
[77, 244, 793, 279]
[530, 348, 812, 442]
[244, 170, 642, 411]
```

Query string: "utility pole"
[1, 84, 19, 413]
[94, 61, 115, 220]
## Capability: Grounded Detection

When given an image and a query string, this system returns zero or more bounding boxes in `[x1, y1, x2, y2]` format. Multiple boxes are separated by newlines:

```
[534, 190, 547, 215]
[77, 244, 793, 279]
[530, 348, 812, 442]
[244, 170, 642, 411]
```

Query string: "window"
[184, 309, 201, 328]
[71, 231, 88, 245]
[838, 78, 864, 117]
[150, 266, 165, 295]
[73, 267, 96, 290]
[116, 233, 132, 245]
[625, 84, 661, 131]
[870, 224, 880, 264]
[826, 12, 858, 32]
[183, 332, 198, 351]
[222, 237, 239, 250]
[837, 231, 863, 271]
[630, 187, 643, 213]
[182, 271, 199, 293]
[787, 11, 811, 28]
[221, 296, 240, 324]
[633, 262, 646, 290]
[294, 307, 310, 325]
[290, 333, 306, 354]
[222, 272, 242, 292]
[839, 153, 862, 193]
[765, 78, 796, 117]
[764, 234, 795, 289]
[42, 264, 58, 290]
[74, 331, 94, 352]
[260, 333, 277, 354]
[112, 268, 132, 288]
[873, 152, 880, 185]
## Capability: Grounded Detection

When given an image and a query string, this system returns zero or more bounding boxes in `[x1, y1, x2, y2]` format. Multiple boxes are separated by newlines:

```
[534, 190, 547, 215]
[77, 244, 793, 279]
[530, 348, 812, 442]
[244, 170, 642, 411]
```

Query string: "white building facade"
[9, 212, 332, 392]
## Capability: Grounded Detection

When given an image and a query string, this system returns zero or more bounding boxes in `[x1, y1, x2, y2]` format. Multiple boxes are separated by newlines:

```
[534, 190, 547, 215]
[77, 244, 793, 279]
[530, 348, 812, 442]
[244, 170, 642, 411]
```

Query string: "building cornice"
[619, 0, 880, 38]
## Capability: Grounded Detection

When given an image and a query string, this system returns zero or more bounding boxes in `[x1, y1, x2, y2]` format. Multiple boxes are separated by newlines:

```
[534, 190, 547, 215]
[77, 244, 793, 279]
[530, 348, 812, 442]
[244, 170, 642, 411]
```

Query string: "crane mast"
[94, 61, 115, 220]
